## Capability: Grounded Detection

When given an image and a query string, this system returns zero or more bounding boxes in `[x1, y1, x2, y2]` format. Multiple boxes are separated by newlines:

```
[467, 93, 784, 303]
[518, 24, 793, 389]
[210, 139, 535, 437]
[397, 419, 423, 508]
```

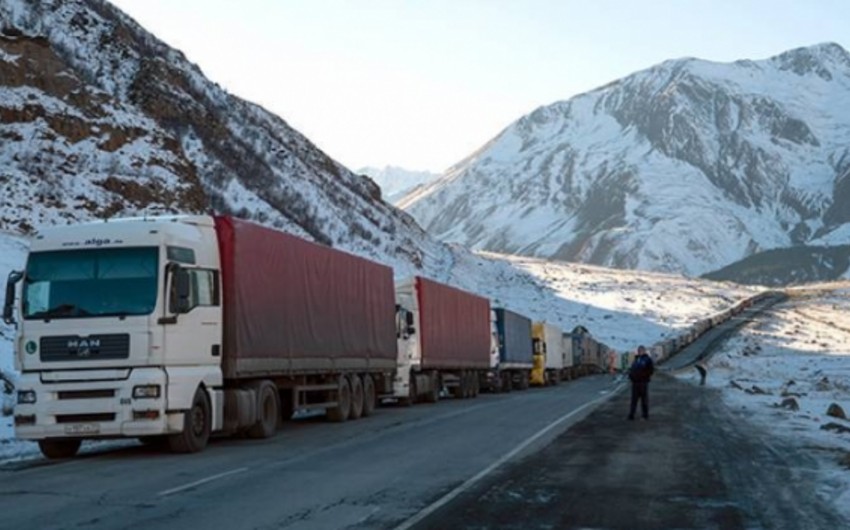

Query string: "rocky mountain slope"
[399, 43, 850, 279]
[703, 245, 850, 285]
[0, 0, 442, 276]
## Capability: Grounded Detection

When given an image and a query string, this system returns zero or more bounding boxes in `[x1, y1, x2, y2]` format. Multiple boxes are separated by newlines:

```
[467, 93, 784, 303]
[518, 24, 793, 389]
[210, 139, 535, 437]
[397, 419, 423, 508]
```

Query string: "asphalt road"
[1, 293, 824, 530]
[0, 376, 619, 530]
[411, 293, 846, 530]
[660, 292, 787, 372]
[412, 372, 845, 530]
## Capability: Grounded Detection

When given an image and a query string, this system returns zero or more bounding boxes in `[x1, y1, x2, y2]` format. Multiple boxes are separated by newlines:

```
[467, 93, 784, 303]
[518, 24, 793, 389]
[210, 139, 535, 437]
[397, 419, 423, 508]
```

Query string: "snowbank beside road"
[682, 284, 850, 520]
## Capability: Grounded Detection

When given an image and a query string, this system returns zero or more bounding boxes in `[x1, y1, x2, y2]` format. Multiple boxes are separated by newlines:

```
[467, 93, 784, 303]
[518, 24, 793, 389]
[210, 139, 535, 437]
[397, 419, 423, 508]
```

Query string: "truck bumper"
[13, 368, 179, 440]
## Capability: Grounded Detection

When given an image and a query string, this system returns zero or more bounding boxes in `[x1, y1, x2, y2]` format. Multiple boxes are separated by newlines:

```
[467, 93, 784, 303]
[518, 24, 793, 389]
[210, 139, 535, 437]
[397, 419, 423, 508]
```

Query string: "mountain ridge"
[399, 42, 850, 280]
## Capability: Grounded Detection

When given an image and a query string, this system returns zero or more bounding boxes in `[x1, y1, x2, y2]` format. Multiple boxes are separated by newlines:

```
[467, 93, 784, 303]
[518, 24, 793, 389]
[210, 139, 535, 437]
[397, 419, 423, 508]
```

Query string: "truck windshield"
[23, 247, 159, 320]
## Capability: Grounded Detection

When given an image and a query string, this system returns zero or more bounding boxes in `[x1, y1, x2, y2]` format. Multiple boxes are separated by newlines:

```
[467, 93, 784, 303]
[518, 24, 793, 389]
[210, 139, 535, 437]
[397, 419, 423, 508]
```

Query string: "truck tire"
[38, 439, 81, 459]
[472, 372, 480, 397]
[519, 371, 530, 390]
[247, 381, 279, 439]
[451, 373, 464, 399]
[502, 372, 513, 393]
[168, 387, 211, 453]
[328, 375, 351, 422]
[349, 374, 364, 420]
[550, 370, 561, 386]
[490, 374, 502, 393]
[362, 374, 376, 417]
[400, 373, 417, 407]
[424, 371, 439, 403]
[463, 371, 474, 398]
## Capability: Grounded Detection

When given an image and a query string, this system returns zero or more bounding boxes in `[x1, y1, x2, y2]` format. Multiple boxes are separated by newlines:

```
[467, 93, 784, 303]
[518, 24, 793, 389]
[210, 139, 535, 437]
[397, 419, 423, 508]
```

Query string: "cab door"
[161, 264, 223, 368]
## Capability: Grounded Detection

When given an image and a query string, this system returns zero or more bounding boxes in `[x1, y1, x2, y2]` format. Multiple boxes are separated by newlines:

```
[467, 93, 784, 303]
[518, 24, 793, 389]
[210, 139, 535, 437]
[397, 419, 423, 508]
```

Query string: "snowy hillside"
[358, 166, 439, 204]
[0, 0, 445, 278]
[400, 43, 850, 279]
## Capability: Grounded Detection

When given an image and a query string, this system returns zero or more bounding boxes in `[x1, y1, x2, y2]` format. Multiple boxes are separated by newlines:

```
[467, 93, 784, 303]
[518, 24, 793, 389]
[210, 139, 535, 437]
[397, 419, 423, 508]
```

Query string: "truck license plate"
[64, 423, 100, 435]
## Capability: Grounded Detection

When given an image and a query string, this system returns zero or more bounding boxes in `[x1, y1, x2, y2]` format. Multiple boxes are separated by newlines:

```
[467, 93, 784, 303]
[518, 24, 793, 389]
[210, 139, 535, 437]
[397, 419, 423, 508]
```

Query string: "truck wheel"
[362, 374, 376, 417]
[247, 381, 279, 439]
[550, 371, 561, 386]
[401, 373, 419, 406]
[38, 439, 81, 459]
[472, 372, 480, 397]
[451, 373, 464, 399]
[519, 371, 530, 390]
[349, 375, 364, 420]
[463, 371, 473, 398]
[168, 387, 211, 453]
[491, 374, 502, 394]
[328, 375, 351, 422]
[502, 372, 513, 393]
[424, 371, 439, 403]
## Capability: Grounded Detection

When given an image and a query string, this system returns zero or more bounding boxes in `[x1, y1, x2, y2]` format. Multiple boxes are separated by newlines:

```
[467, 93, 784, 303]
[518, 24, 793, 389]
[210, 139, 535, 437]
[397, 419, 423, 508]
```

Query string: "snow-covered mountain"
[357, 166, 439, 204]
[399, 43, 850, 278]
[0, 0, 445, 278]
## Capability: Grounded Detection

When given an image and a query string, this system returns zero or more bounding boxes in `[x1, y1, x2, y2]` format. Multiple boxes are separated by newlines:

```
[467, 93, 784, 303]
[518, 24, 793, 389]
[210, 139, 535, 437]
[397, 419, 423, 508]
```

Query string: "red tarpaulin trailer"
[215, 216, 397, 378]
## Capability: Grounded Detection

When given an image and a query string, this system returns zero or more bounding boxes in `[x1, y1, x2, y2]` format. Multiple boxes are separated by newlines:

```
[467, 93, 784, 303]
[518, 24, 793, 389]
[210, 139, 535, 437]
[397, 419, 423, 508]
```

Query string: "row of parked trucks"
[3, 215, 610, 459]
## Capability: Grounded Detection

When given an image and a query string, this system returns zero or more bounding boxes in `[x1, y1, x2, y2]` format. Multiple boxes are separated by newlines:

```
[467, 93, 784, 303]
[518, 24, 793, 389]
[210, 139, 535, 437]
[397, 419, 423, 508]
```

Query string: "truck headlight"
[17, 390, 36, 404]
[132, 385, 161, 399]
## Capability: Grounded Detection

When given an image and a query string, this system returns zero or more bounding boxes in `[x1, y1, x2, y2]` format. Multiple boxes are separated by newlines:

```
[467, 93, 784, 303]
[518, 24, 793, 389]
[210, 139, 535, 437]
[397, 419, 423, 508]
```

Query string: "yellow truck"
[530, 322, 568, 385]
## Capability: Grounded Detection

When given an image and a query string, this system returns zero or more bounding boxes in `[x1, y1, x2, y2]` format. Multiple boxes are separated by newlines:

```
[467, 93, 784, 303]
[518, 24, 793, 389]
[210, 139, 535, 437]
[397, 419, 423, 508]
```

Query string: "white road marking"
[157, 467, 249, 497]
[393, 387, 622, 530]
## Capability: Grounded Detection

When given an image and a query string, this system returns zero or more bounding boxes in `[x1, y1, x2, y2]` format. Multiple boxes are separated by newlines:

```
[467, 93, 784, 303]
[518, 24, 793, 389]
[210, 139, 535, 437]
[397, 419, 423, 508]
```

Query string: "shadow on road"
[411, 373, 843, 530]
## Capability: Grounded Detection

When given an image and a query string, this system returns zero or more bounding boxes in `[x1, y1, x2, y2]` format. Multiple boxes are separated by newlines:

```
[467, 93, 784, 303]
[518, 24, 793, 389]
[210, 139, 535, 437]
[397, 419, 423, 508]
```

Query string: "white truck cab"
[4, 215, 224, 458]
[393, 278, 420, 402]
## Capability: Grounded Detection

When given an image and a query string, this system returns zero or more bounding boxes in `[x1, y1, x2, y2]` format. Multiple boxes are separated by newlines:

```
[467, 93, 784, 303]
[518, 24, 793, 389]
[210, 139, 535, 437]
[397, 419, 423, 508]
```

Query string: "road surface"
[3, 293, 835, 529]
[0, 377, 617, 529]
[409, 293, 845, 529]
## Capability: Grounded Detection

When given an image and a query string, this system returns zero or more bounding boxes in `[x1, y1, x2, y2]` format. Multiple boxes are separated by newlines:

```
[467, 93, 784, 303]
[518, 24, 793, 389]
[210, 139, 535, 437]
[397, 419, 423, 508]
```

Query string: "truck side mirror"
[3, 271, 23, 327]
[174, 267, 192, 314]
[405, 311, 415, 335]
[166, 264, 193, 316]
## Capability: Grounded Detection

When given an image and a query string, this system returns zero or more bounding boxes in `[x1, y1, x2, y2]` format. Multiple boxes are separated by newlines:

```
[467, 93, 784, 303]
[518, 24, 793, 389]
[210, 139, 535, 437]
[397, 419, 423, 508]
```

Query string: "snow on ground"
[677, 283, 850, 519]
[451, 250, 759, 353]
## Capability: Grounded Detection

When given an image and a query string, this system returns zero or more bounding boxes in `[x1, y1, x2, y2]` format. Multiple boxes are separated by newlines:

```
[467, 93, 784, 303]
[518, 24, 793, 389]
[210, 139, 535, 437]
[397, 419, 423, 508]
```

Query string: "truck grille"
[57, 389, 116, 400]
[40, 334, 130, 362]
[56, 413, 115, 423]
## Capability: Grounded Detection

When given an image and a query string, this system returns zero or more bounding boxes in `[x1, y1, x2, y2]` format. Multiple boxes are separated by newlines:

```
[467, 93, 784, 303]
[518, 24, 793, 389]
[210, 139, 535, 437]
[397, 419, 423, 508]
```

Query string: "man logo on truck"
[68, 338, 101, 357]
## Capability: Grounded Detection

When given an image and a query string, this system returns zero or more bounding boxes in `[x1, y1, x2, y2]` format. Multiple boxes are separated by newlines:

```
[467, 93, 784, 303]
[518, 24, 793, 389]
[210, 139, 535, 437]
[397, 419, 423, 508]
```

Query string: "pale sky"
[111, 0, 849, 173]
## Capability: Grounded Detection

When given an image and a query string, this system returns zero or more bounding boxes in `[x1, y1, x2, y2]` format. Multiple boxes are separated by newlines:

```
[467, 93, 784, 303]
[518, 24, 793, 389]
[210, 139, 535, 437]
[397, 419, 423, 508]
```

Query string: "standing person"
[627, 345, 654, 420]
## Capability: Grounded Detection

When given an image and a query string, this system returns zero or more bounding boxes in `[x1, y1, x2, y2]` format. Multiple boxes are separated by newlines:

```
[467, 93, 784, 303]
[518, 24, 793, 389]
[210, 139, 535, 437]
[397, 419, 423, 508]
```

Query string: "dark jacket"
[628, 353, 654, 383]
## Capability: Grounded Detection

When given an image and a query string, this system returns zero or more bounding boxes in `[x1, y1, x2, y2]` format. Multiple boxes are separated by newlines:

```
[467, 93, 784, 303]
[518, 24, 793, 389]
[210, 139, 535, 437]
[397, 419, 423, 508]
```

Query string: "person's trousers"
[629, 381, 649, 419]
